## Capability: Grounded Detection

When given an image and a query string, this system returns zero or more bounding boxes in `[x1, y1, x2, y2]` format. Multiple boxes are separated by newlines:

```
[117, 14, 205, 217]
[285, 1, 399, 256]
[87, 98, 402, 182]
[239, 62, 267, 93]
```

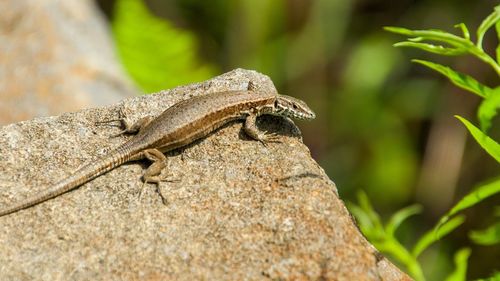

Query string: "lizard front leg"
[244, 113, 281, 145]
[97, 112, 153, 137]
[114, 116, 153, 136]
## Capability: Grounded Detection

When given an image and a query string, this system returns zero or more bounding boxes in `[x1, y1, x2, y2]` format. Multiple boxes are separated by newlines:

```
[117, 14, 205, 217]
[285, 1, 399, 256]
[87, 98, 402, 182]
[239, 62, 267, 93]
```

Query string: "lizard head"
[272, 95, 316, 120]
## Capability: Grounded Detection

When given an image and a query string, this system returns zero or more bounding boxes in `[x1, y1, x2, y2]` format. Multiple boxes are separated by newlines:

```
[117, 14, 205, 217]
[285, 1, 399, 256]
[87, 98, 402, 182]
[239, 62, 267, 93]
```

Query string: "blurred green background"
[97, 0, 499, 279]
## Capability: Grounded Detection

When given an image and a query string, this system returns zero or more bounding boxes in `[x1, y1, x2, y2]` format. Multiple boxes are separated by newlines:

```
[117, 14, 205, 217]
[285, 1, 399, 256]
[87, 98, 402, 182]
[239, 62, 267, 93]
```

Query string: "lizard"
[0, 90, 315, 217]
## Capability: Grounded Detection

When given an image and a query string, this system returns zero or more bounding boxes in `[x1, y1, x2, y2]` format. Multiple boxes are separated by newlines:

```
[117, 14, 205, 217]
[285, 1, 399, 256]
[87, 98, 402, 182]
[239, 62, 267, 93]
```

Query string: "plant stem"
[469, 46, 500, 77]
[381, 239, 426, 281]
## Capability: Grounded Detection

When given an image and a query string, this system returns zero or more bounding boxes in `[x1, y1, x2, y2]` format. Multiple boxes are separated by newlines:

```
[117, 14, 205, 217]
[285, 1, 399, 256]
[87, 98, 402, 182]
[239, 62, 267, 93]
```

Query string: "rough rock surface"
[0, 69, 410, 280]
[0, 0, 136, 124]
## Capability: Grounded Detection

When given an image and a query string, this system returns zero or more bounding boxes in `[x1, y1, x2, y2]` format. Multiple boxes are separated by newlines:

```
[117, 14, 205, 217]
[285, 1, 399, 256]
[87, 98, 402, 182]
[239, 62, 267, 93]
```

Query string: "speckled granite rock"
[0, 69, 410, 281]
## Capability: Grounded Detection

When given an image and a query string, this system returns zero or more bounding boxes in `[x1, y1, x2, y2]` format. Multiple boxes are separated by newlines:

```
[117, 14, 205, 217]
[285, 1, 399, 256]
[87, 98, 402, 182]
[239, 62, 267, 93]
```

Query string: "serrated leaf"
[444, 248, 471, 281]
[385, 205, 422, 236]
[436, 178, 500, 230]
[112, 0, 216, 93]
[413, 60, 492, 98]
[456, 116, 500, 162]
[477, 5, 500, 50]
[394, 42, 466, 56]
[478, 87, 500, 132]
[469, 220, 500, 245]
[413, 215, 465, 258]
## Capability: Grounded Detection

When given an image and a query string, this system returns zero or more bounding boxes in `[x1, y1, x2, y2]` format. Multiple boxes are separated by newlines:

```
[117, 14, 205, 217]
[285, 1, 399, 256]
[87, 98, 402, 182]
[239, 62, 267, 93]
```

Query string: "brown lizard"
[0, 90, 315, 217]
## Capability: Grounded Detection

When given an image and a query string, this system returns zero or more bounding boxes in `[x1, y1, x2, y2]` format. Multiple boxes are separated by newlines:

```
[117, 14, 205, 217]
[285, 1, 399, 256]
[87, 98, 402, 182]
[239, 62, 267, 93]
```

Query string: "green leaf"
[456, 116, 500, 162]
[384, 26, 473, 50]
[413, 60, 492, 98]
[437, 178, 500, 230]
[384, 26, 415, 36]
[478, 87, 500, 132]
[385, 21, 500, 77]
[496, 20, 500, 64]
[348, 203, 374, 234]
[112, 0, 216, 93]
[413, 215, 465, 258]
[455, 23, 470, 40]
[385, 204, 422, 236]
[350, 193, 426, 281]
[477, 5, 500, 50]
[394, 42, 466, 56]
[444, 248, 471, 281]
[469, 220, 500, 245]
[349, 192, 387, 240]
[356, 191, 384, 230]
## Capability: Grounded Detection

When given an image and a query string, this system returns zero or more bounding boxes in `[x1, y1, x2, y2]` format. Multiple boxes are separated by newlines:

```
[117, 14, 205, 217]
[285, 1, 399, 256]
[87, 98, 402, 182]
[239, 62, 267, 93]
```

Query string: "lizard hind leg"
[140, 149, 177, 204]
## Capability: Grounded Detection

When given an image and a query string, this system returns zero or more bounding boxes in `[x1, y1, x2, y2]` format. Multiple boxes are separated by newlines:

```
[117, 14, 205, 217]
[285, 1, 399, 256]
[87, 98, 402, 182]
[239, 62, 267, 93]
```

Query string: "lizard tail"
[0, 146, 136, 217]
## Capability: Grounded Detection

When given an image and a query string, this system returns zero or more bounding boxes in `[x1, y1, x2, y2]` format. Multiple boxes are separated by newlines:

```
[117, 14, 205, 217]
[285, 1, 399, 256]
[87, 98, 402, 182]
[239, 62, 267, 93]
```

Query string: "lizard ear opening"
[274, 100, 279, 108]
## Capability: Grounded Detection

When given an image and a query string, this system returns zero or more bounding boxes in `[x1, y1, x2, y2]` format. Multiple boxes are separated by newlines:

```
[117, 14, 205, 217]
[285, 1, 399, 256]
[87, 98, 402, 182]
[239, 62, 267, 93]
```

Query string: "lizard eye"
[292, 104, 298, 109]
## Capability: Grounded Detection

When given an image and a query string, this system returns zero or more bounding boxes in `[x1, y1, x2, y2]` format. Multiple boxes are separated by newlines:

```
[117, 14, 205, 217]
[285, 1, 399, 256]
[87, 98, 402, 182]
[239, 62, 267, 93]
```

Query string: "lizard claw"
[96, 108, 126, 127]
[140, 173, 178, 204]
[95, 119, 122, 127]
[110, 129, 129, 138]
[258, 131, 282, 147]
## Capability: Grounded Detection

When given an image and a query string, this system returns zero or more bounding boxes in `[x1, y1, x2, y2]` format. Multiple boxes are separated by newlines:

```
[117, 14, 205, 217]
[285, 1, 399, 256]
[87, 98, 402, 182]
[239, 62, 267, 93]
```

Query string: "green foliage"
[112, 0, 216, 93]
[352, 4, 500, 280]
[350, 192, 467, 281]
[386, 4, 500, 223]
[477, 6, 500, 49]
[349, 192, 425, 281]
[469, 206, 500, 246]
[386, 5, 500, 159]
[444, 248, 471, 281]
[411, 59, 491, 98]
[385, 5, 500, 76]
[469, 220, 500, 245]
[436, 178, 500, 230]
[478, 87, 500, 131]
[412, 215, 465, 258]
[455, 116, 500, 163]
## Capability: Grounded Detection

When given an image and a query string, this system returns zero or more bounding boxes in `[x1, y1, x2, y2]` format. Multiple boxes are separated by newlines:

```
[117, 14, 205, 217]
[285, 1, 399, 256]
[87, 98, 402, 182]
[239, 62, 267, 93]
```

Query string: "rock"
[0, 0, 136, 125]
[0, 69, 410, 280]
